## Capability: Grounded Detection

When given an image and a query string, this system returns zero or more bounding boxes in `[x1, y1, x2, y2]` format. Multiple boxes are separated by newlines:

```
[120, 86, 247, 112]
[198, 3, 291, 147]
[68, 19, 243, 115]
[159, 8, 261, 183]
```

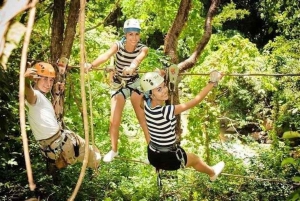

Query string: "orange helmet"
[34, 62, 56, 78]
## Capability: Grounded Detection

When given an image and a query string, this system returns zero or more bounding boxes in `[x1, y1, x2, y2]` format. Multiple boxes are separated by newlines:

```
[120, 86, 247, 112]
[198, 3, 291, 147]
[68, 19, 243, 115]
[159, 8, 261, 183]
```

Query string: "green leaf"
[282, 131, 300, 139]
[292, 177, 300, 182]
[281, 157, 296, 166]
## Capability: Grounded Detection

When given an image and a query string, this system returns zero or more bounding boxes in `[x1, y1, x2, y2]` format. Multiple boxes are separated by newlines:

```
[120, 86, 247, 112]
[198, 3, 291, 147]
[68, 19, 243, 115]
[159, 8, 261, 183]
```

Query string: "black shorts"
[147, 145, 187, 171]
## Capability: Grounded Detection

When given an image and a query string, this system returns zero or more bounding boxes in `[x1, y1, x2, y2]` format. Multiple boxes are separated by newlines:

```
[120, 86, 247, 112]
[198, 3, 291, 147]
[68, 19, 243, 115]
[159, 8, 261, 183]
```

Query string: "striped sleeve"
[161, 105, 175, 121]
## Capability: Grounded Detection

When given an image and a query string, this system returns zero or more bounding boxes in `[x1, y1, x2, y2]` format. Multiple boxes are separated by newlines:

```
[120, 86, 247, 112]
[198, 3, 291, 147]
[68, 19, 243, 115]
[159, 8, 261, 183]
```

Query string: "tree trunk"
[164, 0, 220, 141]
[50, 0, 80, 127]
[50, 0, 64, 63]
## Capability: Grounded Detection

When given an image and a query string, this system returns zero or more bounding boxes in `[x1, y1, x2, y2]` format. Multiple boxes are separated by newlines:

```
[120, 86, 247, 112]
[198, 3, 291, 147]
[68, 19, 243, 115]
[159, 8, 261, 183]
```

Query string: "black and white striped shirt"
[144, 101, 177, 147]
[115, 41, 146, 81]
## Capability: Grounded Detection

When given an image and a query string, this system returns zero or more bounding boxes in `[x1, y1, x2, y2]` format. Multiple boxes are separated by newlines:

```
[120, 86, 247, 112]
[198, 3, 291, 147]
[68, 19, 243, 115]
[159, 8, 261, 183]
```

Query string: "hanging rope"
[68, 0, 88, 200]
[19, 0, 39, 192]
[86, 71, 99, 172]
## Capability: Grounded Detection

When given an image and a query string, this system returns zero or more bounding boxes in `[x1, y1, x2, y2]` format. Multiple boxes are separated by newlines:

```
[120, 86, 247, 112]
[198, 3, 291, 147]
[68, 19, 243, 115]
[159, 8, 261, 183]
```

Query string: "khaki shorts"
[39, 130, 101, 169]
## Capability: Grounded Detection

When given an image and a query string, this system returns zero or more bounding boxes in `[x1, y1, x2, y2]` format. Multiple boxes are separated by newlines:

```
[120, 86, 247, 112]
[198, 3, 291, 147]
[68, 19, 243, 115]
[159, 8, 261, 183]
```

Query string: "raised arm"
[174, 71, 223, 115]
[24, 68, 37, 105]
[86, 43, 118, 71]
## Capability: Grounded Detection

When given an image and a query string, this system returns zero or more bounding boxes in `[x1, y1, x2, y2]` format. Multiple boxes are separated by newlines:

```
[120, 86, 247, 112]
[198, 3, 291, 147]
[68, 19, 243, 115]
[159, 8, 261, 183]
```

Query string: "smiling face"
[125, 31, 140, 47]
[35, 76, 55, 94]
[151, 82, 169, 103]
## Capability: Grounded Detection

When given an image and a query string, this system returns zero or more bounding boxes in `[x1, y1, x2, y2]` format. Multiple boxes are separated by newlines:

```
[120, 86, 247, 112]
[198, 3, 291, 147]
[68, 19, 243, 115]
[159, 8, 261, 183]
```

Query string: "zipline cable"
[178, 72, 300, 77]
[67, 65, 300, 77]
[220, 172, 287, 183]
[106, 156, 288, 184]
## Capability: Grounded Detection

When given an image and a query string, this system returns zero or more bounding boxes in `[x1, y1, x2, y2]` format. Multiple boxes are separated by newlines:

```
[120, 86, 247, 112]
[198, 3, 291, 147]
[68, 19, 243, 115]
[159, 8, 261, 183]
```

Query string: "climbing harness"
[39, 131, 65, 156]
[38, 130, 80, 168]
[149, 141, 186, 188]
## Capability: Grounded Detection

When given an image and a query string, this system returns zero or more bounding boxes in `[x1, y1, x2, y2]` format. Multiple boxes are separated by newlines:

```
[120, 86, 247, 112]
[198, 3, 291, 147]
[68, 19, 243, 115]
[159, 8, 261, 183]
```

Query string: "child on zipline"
[25, 62, 101, 170]
[140, 70, 225, 181]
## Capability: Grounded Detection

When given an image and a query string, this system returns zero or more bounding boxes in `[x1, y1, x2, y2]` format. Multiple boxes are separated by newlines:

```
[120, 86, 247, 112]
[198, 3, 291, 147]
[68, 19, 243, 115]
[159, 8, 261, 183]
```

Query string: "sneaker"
[210, 161, 225, 181]
[103, 150, 118, 163]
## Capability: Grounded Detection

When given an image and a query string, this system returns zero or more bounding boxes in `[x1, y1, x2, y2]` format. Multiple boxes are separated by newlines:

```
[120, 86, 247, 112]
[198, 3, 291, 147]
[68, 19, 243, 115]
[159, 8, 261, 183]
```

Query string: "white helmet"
[140, 72, 164, 92]
[123, 18, 141, 33]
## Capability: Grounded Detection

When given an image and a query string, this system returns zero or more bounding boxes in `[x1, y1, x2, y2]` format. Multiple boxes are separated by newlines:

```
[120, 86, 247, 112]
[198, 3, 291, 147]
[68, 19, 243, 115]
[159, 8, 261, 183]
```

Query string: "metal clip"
[175, 148, 185, 169]
[57, 57, 69, 74]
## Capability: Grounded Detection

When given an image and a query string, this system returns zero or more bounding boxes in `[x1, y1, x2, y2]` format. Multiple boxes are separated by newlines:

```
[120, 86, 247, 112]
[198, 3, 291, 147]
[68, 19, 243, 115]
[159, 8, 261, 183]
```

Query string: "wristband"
[129, 64, 137, 70]
[129, 60, 138, 69]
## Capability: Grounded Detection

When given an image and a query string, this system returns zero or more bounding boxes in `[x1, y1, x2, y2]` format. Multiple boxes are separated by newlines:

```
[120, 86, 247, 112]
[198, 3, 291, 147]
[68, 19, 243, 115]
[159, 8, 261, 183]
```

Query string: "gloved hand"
[122, 66, 136, 76]
[84, 63, 93, 73]
[209, 70, 222, 86]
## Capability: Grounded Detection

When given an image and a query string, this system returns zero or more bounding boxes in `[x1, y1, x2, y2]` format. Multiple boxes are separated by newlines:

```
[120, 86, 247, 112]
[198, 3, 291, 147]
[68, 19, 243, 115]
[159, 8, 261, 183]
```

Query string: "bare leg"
[109, 94, 126, 152]
[131, 92, 150, 144]
[185, 153, 215, 177]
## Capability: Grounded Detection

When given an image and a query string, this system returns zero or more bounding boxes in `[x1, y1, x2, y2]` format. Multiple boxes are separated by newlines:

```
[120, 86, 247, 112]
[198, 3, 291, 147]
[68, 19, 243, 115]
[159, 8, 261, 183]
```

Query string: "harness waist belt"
[149, 141, 178, 153]
[40, 133, 68, 154]
[114, 74, 139, 85]
[38, 130, 61, 144]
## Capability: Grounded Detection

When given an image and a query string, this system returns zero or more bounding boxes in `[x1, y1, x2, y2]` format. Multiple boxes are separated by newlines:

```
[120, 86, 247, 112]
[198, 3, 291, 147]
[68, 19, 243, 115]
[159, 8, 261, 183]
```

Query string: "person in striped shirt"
[86, 19, 150, 162]
[140, 71, 225, 181]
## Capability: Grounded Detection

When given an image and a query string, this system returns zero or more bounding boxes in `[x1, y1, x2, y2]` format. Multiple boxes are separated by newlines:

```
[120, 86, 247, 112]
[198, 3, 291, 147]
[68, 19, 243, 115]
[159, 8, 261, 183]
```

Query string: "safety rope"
[86, 73, 99, 171]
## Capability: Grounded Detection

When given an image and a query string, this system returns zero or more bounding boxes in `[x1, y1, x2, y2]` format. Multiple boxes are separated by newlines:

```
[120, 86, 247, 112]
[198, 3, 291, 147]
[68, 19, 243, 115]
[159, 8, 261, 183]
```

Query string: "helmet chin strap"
[146, 98, 151, 107]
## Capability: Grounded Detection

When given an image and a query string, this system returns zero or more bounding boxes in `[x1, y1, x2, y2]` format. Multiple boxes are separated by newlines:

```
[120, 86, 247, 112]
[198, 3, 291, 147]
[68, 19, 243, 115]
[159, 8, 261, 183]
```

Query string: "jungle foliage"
[0, 0, 299, 200]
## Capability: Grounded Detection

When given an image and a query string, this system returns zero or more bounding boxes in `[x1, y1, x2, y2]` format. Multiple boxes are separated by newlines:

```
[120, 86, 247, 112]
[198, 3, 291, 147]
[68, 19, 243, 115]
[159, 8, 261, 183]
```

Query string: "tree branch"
[50, 0, 64, 62]
[85, 0, 121, 32]
[61, 0, 80, 58]
[179, 0, 220, 72]
[164, 0, 192, 64]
